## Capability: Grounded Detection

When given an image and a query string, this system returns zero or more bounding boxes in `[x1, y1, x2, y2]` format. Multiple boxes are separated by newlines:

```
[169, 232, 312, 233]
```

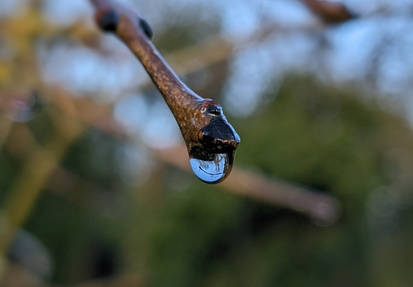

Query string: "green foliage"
[62, 130, 123, 190]
[238, 76, 390, 211]
[25, 192, 120, 283]
[0, 149, 21, 199]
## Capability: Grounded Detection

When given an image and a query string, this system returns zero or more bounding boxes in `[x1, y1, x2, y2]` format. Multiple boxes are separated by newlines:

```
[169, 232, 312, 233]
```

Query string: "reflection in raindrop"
[189, 153, 233, 183]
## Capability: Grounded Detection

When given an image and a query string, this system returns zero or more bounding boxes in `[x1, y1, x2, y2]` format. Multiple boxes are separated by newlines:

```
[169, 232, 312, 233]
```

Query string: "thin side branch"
[298, 0, 355, 23]
[154, 145, 340, 224]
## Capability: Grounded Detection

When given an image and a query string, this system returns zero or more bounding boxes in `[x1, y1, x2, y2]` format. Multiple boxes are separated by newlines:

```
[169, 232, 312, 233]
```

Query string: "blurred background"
[1, 0, 413, 286]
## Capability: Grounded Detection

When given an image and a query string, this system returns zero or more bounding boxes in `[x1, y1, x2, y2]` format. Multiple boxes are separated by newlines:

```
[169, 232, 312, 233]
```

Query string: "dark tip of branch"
[139, 18, 153, 39]
[97, 10, 119, 32]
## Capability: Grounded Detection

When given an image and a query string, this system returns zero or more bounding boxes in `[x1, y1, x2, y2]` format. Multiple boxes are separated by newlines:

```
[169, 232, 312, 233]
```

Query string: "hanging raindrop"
[189, 152, 233, 183]
[185, 102, 240, 183]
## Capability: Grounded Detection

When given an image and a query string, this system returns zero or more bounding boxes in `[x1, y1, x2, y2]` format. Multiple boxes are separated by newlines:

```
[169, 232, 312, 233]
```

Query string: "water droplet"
[189, 153, 233, 184]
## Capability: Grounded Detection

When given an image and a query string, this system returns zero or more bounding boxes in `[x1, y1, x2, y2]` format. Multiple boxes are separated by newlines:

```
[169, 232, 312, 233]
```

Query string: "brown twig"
[298, 0, 355, 24]
[89, 0, 240, 184]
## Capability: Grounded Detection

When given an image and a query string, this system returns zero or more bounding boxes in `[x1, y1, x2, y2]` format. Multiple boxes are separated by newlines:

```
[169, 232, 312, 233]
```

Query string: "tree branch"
[89, 0, 240, 184]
